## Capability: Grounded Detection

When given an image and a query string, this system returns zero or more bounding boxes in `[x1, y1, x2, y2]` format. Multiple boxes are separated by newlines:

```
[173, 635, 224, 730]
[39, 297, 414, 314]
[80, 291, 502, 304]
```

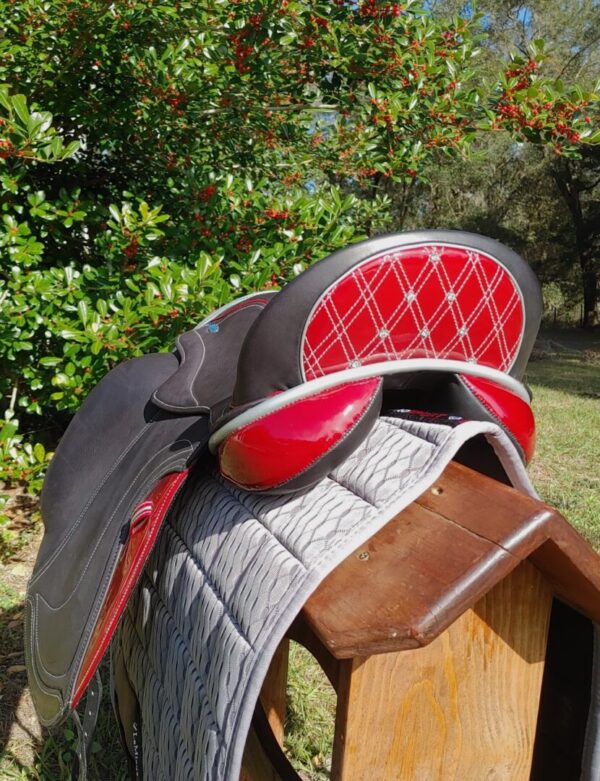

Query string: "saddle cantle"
[25, 231, 542, 750]
[211, 230, 540, 490]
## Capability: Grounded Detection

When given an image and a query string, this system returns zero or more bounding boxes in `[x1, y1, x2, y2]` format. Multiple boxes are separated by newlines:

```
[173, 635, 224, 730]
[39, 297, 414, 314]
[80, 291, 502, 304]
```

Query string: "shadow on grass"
[526, 354, 600, 398]
[0, 596, 127, 780]
[525, 326, 600, 398]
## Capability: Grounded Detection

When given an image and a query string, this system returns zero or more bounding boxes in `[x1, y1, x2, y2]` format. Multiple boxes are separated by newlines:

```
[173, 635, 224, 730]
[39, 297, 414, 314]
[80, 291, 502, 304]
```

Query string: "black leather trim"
[153, 292, 277, 415]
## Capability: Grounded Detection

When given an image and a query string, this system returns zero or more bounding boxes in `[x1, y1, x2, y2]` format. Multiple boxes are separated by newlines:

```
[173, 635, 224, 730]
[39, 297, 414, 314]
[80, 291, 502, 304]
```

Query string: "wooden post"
[240, 640, 290, 781]
[330, 563, 552, 781]
[260, 639, 290, 747]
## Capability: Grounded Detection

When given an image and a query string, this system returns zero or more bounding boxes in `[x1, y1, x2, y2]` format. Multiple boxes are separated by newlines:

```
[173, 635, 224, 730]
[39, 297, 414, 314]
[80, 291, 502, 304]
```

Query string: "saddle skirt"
[25, 230, 542, 733]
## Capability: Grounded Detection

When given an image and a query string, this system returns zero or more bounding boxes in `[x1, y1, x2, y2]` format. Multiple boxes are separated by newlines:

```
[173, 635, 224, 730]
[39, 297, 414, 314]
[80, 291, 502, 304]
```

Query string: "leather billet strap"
[71, 670, 102, 781]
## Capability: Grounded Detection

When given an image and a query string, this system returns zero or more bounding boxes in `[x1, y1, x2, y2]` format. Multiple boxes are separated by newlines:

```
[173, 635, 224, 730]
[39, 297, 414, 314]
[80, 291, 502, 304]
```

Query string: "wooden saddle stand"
[243, 461, 600, 781]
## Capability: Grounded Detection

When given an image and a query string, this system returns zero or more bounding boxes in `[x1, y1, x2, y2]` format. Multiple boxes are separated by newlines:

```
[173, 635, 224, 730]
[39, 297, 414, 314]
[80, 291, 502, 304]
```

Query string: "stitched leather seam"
[188, 331, 206, 405]
[36, 447, 190, 612]
[72, 473, 186, 702]
[460, 376, 526, 460]
[25, 596, 64, 710]
[30, 411, 162, 583]
[32, 454, 188, 700]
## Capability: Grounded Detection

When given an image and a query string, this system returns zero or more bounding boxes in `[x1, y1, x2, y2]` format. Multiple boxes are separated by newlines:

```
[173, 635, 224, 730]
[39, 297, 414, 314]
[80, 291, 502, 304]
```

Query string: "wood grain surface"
[303, 461, 600, 658]
[330, 562, 553, 781]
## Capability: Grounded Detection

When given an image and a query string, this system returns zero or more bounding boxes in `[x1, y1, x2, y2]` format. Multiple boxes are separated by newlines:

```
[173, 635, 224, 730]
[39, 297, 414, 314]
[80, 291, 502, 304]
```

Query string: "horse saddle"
[25, 230, 542, 739]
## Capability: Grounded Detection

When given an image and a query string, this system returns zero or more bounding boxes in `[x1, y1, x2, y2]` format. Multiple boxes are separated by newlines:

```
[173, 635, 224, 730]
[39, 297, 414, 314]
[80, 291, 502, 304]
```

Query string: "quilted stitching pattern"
[302, 246, 523, 378]
[112, 416, 533, 780]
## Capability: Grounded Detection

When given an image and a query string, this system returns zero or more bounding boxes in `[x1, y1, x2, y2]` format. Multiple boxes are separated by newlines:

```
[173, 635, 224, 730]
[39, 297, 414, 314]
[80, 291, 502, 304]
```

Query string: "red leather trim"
[72, 471, 188, 708]
[303, 244, 524, 379]
[462, 376, 536, 463]
[218, 378, 381, 491]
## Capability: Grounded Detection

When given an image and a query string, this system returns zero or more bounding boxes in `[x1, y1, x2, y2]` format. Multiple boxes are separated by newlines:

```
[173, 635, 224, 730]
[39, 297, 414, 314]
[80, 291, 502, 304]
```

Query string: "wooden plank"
[415, 460, 553, 552]
[259, 639, 289, 747]
[302, 462, 600, 658]
[240, 726, 283, 781]
[303, 498, 517, 658]
[331, 562, 553, 781]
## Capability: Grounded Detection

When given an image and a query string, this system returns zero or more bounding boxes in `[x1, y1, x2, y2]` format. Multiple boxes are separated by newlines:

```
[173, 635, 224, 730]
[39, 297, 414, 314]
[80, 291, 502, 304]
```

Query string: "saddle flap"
[26, 291, 278, 728]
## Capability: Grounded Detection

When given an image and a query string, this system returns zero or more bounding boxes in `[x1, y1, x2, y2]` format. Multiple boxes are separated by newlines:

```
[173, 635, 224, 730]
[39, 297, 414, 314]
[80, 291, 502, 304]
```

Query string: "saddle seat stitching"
[25, 595, 64, 709]
[188, 330, 205, 405]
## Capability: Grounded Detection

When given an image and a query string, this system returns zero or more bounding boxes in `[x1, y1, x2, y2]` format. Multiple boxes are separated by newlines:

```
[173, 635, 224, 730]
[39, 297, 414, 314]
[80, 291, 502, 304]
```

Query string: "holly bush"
[0, 0, 597, 502]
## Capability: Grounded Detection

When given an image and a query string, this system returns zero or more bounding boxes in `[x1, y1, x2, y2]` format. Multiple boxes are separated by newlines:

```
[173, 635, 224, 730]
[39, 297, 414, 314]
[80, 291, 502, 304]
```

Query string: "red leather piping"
[72, 470, 188, 708]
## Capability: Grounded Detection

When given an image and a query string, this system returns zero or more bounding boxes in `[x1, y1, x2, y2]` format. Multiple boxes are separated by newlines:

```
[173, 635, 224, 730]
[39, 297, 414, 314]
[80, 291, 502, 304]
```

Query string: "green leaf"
[11, 94, 30, 126]
[77, 300, 88, 325]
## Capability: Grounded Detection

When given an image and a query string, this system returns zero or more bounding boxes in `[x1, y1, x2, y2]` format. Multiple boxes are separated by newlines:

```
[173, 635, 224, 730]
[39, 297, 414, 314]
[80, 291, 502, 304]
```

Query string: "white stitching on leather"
[29, 411, 161, 583]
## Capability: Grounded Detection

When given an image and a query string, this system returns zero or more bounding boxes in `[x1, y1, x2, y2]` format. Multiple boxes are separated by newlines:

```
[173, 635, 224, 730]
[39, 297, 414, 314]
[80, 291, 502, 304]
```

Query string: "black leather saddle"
[25, 231, 542, 751]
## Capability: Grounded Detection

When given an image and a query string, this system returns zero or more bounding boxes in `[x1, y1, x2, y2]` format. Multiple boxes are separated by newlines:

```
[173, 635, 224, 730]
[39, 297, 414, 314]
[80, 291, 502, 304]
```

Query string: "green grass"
[526, 330, 600, 549]
[285, 644, 336, 780]
[1, 328, 598, 780]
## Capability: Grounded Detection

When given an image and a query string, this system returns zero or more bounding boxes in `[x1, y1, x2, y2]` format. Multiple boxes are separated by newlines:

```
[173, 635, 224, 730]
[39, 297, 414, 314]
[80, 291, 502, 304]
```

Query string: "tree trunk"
[581, 257, 598, 328]
[553, 160, 598, 328]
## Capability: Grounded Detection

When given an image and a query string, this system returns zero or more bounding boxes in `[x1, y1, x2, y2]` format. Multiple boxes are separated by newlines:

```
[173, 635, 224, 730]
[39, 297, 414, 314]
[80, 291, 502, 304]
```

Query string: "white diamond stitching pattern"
[302, 246, 523, 379]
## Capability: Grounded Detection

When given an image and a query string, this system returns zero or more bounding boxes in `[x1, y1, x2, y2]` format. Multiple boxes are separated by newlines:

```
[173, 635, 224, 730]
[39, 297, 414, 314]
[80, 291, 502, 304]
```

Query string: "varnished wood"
[302, 461, 600, 658]
[288, 616, 342, 693]
[259, 639, 289, 746]
[330, 562, 553, 781]
[241, 461, 600, 779]
[240, 726, 284, 781]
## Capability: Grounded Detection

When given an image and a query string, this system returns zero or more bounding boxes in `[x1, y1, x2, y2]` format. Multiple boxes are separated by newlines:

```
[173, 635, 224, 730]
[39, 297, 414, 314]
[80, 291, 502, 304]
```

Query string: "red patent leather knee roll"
[462, 375, 536, 463]
[217, 378, 383, 492]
